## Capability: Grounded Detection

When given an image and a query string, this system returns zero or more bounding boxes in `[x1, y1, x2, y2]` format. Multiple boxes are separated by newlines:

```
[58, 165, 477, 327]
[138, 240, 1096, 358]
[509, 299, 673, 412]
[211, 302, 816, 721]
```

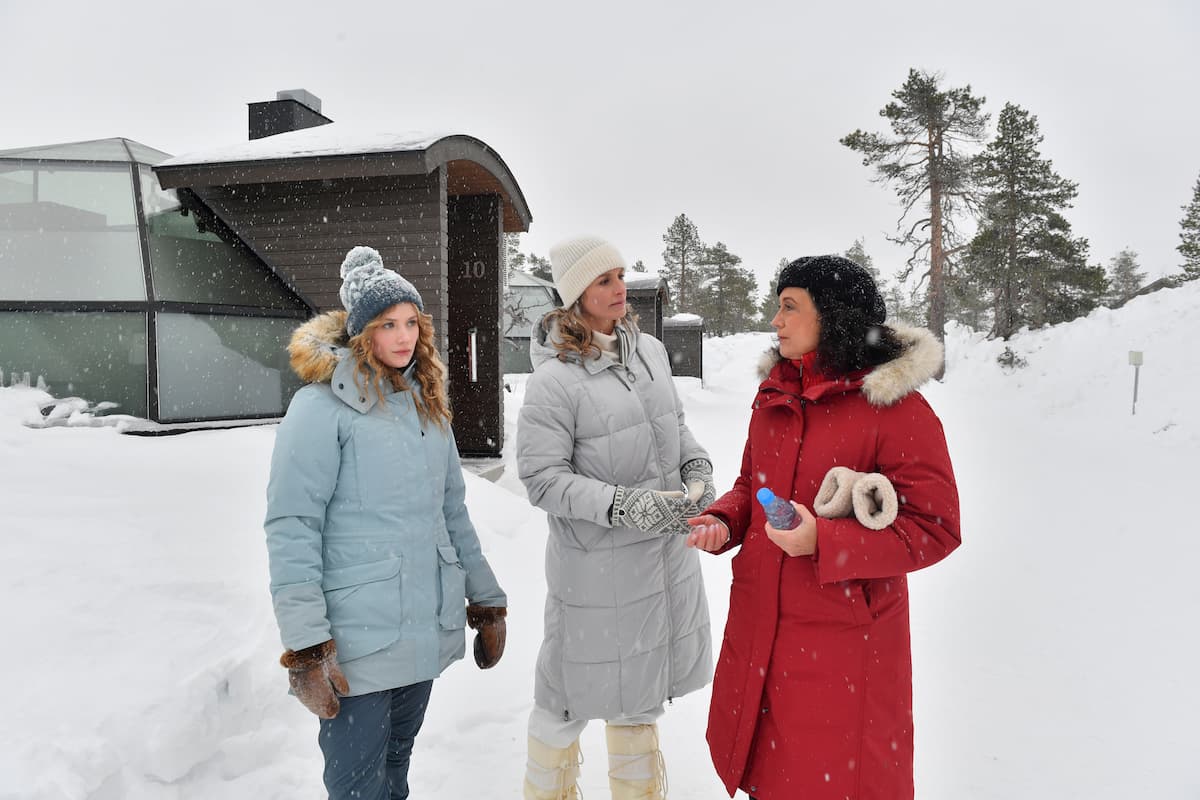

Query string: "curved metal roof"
[154, 124, 531, 232]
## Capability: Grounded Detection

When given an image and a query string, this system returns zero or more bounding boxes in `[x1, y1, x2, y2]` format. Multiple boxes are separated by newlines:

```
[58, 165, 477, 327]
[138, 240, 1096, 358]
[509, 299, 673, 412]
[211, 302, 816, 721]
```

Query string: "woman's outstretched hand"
[764, 501, 818, 557]
[686, 514, 730, 551]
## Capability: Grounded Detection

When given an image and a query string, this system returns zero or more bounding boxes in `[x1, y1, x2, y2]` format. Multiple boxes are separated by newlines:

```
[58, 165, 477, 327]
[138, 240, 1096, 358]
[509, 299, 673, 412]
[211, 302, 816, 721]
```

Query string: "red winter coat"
[705, 326, 961, 800]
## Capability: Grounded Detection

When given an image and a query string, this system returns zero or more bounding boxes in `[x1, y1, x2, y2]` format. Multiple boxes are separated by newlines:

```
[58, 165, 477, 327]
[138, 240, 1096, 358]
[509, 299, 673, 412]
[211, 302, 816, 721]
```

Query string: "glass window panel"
[140, 168, 309, 310]
[0, 311, 147, 417]
[0, 163, 146, 300]
[0, 170, 32, 203]
[155, 313, 303, 421]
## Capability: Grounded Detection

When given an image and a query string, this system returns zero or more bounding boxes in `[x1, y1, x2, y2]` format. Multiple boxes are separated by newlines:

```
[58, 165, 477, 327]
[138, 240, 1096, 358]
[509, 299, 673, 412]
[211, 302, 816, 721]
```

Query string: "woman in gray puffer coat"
[516, 235, 714, 800]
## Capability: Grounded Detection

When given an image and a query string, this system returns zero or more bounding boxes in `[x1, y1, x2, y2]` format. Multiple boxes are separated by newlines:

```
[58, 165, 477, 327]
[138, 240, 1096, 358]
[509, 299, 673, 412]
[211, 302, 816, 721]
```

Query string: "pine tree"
[960, 103, 1103, 338]
[660, 213, 708, 312]
[843, 238, 881, 281]
[692, 242, 758, 336]
[1178, 172, 1200, 282]
[1106, 248, 1146, 304]
[942, 256, 993, 331]
[504, 233, 526, 283]
[1025, 219, 1107, 328]
[525, 254, 553, 283]
[884, 280, 928, 328]
[757, 257, 790, 324]
[842, 68, 988, 350]
[503, 233, 554, 282]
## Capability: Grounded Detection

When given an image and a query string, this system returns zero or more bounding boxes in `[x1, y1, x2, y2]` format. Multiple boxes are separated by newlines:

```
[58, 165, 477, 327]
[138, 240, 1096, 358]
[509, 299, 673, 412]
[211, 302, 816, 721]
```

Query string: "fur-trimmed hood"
[756, 323, 943, 407]
[287, 310, 415, 414]
[289, 310, 351, 384]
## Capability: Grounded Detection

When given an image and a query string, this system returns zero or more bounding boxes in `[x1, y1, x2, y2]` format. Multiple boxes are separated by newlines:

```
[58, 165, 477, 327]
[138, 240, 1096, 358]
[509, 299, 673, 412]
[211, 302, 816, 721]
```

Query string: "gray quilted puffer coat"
[516, 315, 713, 721]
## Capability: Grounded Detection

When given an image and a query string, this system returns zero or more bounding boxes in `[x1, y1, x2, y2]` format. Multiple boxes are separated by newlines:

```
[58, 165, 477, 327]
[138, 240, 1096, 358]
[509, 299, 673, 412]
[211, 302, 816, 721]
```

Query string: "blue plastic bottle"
[756, 487, 800, 530]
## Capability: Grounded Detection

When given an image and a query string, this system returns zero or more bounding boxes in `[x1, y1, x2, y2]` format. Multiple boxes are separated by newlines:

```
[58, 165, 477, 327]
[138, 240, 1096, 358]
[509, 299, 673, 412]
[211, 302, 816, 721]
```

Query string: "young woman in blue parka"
[265, 246, 508, 800]
[517, 235, 715, 800]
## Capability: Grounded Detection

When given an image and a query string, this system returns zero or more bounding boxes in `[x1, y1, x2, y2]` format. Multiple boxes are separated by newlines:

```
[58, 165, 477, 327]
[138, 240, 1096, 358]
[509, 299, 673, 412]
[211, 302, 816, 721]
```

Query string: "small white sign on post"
[1128, 351, 1143, 415]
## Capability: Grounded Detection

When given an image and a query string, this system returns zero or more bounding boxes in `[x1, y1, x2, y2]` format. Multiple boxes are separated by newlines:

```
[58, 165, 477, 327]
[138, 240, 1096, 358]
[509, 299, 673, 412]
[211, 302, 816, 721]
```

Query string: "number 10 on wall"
[460, 261, 486, 279]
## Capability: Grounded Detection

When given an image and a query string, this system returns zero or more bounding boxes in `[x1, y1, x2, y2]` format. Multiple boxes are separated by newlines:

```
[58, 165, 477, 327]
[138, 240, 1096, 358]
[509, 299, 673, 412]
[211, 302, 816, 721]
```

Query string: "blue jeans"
[318, 681, 434, 800]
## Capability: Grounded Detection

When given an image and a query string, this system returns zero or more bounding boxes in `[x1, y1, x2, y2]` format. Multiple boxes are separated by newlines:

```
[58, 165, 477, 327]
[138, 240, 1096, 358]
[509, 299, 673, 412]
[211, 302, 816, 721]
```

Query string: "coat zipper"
[662, 535, 675, 697]
[627, 331, 676, 694]
[617, 328, 677, 699]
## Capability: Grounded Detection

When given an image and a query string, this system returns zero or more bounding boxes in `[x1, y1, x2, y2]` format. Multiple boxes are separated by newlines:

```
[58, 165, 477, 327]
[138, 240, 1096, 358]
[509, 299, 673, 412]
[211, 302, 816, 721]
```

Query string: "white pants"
[527, 703, 665, 748]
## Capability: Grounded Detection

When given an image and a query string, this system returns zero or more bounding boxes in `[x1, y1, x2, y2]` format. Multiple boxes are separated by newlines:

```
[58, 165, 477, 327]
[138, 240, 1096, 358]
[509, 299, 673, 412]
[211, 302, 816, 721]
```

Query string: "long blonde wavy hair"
[541, 303, 639, 362]
[348, 308, 452, 428]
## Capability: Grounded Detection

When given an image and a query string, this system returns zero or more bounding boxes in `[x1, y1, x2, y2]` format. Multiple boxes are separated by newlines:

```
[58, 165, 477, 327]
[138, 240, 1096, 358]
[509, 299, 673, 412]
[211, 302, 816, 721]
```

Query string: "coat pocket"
[436, 545, 467, 631]
[844, 581, 874, 627]
[322, 556, 403, 661]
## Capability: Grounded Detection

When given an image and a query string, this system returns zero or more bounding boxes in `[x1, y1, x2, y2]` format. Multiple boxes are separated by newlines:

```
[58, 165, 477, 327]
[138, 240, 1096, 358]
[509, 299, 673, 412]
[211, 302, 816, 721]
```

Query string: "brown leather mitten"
[466, 605, 507, 669]
[279, 639, 350, 719]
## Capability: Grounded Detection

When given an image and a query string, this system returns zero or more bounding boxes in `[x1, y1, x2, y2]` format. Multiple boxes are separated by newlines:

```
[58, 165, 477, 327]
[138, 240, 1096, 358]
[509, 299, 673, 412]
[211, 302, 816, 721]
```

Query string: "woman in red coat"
[687, 255, 961, 800]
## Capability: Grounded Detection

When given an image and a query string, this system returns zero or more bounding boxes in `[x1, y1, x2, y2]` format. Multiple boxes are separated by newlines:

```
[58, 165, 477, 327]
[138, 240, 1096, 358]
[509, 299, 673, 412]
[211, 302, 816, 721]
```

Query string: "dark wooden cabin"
[625, 274, 669, 339]
[662, 315, 704, 379]
[153, 92, 532, 456]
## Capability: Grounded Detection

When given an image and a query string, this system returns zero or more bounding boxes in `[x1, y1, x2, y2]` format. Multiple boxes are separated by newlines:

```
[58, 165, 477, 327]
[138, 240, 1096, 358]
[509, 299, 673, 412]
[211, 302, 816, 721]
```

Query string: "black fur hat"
[776, 255, 886, 325]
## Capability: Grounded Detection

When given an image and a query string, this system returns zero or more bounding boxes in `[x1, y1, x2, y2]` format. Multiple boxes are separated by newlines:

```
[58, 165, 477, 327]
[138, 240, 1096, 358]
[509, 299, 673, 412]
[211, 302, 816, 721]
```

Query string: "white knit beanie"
[549, 235, 628, 309]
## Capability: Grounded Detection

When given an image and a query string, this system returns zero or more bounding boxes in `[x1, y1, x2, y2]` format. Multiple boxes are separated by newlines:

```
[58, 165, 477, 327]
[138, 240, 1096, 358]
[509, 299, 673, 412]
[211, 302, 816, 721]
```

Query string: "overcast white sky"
[3, 0, 1197, 294]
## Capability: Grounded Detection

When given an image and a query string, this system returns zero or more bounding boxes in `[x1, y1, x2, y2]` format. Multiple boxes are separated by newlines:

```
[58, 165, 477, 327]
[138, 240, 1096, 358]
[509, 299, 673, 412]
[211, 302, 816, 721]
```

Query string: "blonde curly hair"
[348, 308, 451, 428]
[541, 303, 639, 362]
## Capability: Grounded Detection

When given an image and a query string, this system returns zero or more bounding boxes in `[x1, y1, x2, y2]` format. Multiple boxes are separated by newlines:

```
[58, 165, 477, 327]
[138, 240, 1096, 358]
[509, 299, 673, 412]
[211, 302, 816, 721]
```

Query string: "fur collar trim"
[756, 324, 943, 407]
[288, 311, 350, 383]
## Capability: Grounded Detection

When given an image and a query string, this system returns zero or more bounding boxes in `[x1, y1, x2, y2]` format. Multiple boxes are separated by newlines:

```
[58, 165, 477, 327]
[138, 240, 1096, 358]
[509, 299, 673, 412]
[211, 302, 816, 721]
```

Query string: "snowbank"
[2, 282, 1198, 798]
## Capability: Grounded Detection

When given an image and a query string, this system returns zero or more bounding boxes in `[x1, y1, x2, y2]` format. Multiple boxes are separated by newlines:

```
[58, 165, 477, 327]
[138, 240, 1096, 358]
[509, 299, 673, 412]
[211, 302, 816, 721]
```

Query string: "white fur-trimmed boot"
[524, 735, 583, 800]
[606, 723, 667, 800]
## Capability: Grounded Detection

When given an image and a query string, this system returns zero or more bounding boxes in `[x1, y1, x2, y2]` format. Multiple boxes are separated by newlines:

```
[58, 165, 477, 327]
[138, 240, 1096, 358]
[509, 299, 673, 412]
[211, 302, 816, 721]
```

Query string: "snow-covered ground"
[2, 282, 1198, 799]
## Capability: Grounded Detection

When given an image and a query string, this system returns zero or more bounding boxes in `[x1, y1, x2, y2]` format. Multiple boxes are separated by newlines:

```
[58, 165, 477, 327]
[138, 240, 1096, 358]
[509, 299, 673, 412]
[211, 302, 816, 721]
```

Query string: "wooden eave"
[153, 134, 531, 232]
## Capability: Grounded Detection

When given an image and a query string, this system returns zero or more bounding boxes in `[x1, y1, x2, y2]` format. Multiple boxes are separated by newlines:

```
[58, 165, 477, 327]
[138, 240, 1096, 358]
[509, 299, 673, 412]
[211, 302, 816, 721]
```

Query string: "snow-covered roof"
[664, 313, 703, 327]
[507, 269, 556, 289]
[153, 123, 533, 232]
[159, 123, 454, 167]
[625, 274, 665, 291]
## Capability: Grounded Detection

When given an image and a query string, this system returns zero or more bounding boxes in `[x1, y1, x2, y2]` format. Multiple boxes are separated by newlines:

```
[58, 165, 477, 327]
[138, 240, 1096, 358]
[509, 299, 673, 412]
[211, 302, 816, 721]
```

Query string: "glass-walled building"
[0, 138, 312, 423]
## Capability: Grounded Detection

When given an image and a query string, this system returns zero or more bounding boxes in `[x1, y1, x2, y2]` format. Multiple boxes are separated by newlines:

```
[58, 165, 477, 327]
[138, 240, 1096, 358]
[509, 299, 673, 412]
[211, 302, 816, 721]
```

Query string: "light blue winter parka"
[265, 311, 506, 696]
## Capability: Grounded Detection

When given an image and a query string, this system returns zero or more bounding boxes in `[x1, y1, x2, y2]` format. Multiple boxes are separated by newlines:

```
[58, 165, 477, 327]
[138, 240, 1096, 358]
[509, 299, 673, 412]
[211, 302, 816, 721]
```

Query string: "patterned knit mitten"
[611, 486, 699, 535]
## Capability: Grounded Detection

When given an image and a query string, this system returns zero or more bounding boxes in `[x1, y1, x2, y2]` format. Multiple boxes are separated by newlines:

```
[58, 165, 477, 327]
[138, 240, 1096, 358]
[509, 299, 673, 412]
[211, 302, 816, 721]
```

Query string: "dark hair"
[810, 297, 905, 376]
[775, 253, 902, 375]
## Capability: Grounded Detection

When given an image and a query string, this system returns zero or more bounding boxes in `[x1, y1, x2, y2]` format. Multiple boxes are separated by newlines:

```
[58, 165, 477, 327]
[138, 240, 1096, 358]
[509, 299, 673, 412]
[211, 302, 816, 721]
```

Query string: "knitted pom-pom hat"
[338, 246, 424, 336]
